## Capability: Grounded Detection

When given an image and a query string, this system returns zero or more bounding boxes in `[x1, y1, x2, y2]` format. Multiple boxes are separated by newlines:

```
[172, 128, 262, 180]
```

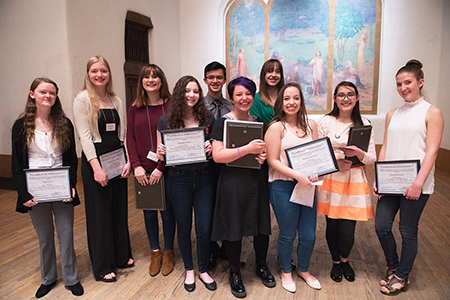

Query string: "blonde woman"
[73, 56, 133, 282]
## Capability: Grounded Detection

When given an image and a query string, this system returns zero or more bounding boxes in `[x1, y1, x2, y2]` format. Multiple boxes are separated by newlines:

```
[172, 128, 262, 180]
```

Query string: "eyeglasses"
[336, 92, 356, 100]
[205, 75, 225, 81]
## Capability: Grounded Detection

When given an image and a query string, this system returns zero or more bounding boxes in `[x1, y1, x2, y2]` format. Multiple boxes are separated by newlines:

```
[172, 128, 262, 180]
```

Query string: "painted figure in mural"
[375, 60, 443, 296]
[286, 66, 301, 85]
[357, 29, 367, 76]
[309, 50, 324, 96]
[270, 50, 279, 60]
[236, 48, 248, 78]
[126, 64, 176, 278]
[73, 56, 134, 283]
[341, 61, 365, 90]
[11, 78, 84, 298]
[249, 59, 285, 125]
[316, 81, 376, 285]
[265, 83, 321, 293]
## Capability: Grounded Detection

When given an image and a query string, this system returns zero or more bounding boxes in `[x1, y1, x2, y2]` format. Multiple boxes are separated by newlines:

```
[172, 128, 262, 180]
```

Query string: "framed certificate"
[98, 146, 127, 180]
[285, 137, 339, 177]
[161, 127, 207, 166]
[134, 176, 166, 210]
[223, 119, 263, 169]
[375, 160, 420, 195]
[25, 167, 71, 202]
[347, 125, 372, 168]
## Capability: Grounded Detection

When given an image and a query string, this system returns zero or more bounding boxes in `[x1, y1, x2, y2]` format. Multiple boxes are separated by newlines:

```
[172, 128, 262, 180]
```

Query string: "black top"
[11, 116, 80, 213]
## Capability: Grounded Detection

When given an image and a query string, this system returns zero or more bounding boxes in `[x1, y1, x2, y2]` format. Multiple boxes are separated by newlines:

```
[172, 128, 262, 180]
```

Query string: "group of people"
[11, 56, 443, 298]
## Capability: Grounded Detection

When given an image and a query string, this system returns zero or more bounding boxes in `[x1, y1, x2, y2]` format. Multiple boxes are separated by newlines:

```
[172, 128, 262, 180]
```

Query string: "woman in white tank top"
[374, 60, 444, 295]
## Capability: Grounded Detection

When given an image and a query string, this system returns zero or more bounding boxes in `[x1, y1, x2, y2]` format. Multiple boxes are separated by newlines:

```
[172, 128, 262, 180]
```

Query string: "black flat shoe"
[118, 260, 135, 269]
[199, 275, 217, 291]
[341, 261, 355, 282]
[67, 282, 84, 296]
[35, 281, 56, 298]
[256, 261, 276, 288]
[184, 282, 196, 292]
[330, 263, 343, 283]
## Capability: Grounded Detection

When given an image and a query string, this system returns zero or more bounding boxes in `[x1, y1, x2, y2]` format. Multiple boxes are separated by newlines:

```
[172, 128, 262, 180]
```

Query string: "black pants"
[325, 217, 356, 262]
[225, 234, 269, 267]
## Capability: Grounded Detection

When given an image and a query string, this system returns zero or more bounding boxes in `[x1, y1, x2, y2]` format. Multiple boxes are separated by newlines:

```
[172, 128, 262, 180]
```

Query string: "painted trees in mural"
[229, 1, 264, 81]
[333, 0, 377, 111]
[270, 0, 329, 110]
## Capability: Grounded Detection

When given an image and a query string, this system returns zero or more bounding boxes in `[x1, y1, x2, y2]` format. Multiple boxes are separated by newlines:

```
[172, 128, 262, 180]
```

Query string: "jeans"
[167, 164, 215, 273]
[269, 180, 317, 273]
[375, 194, 429, 279]
[143, 172, 176, 251]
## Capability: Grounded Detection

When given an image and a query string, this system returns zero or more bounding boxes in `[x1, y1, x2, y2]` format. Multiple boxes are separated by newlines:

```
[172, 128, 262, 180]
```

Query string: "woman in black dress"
[211, 76, 275, 298]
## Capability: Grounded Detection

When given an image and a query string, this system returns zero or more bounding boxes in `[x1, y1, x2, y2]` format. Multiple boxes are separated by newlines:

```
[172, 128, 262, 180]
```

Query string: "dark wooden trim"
[126, 11, 153, 29]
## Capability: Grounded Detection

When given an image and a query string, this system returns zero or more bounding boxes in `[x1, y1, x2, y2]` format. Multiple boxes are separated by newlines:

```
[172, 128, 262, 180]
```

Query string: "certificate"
[285, 137, 339, 177]
[161, 127, 207, 166]
[98, 146, 127, 180]
[25, 167, 71, 202]
[375, 160, 420, 195]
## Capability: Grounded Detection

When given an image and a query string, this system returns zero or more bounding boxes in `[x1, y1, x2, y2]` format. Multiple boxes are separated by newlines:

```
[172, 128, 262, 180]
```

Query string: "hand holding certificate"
[375, 160, 420, 195]
[98, 146, 127, 180]
[285, 137, 339, 177]
[25, 167, 72, 202]
[161, 127, 207, 166]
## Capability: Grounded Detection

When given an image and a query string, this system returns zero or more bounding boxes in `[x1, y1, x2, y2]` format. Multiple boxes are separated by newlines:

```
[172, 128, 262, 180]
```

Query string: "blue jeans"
[143, 172, 176, 251]
[269, 180, 317, 273]
[167, 164, 215, 273]
[375, 194, 429, 279]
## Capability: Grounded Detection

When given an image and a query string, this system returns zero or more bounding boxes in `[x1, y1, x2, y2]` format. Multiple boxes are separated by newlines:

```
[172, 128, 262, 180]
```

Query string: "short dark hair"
[204, 61, 226, 79]
[227, 76, 256, 100]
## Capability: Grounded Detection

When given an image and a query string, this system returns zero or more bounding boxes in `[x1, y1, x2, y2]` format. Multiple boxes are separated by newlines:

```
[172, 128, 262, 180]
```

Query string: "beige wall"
[0, 0, 448, 159]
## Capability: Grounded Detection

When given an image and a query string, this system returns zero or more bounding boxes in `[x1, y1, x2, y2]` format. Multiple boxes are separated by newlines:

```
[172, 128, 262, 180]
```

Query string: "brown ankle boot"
[149, 249, 162, 276]
[161, 250, 175, 276]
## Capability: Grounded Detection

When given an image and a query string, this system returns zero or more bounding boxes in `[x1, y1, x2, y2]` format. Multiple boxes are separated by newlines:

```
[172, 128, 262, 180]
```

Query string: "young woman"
[265, 83, 320, 293]
[211, 76, 275, 298]
[375, 60, 443, 295]
[11, 78, 83, 298]
[73, 56, 133, 282]
[249, 59, 285, 125]
[316, 81, 376, 283]
[126, 64, 176, 277]
[156, 75, 216, 292]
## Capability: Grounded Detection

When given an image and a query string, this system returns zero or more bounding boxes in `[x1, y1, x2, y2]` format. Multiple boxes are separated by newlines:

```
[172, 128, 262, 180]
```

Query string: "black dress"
[81, 109, 132, 279]
[210, 116, 271, 242]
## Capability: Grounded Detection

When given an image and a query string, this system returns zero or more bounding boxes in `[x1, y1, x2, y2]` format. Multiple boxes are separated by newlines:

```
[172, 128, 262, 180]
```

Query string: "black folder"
[134, 175, 166, 210]
[346, 125, 372, 168]
[224, 119, 264, 169]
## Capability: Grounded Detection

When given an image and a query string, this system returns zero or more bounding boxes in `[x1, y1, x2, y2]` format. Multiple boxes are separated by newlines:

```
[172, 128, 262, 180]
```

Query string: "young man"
[203, 62, 233, 120]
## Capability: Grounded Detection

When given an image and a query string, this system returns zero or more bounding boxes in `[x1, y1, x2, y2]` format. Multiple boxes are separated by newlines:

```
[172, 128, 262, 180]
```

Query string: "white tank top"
[268, 124, 313, 182]
[385, 98, 434, 194]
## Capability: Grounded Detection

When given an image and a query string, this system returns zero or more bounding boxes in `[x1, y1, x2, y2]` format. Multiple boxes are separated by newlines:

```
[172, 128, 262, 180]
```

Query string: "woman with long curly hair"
[11, 78, 83, 298]
[265, 83, 320, 293]
[73, 56, 133, 282]
[126, 64, 176, 277]
[156, 75, 216, 292]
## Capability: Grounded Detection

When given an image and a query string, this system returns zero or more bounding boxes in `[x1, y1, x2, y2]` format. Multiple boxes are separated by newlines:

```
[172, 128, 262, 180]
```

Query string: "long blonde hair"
[82, 55, 115, 125]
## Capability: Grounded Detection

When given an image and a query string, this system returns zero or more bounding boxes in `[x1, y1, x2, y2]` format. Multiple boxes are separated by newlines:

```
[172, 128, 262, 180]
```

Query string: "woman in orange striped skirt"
[316, 81, 376, 283]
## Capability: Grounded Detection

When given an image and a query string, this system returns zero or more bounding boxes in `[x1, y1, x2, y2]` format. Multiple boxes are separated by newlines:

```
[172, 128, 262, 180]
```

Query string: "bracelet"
[237, 147, 242, 158]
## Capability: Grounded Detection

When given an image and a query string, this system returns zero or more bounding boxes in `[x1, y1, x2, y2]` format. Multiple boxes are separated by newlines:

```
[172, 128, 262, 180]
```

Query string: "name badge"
[106, 123, 116, 132]
[38, 157, 52, 167]
[147, 151, 158, 162]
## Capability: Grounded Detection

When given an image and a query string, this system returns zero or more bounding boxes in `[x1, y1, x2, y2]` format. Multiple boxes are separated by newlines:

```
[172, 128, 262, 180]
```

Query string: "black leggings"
[325, 217, 357, 262]
[225, 234, 269, 267]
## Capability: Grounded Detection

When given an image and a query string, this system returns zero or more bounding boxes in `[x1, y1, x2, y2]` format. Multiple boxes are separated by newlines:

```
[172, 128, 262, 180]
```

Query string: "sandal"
[380, 268, 396, 286]
[380, 275, 410, 296]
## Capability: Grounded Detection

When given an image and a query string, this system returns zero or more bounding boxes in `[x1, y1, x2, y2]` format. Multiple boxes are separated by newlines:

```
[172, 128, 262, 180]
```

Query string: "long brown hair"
[328, 81, 363, 127]
[270, 83, 310, 136]
[259, 59, 285, 107]
[21, 78, 71, 152]
[134, 64, 171, 107]
[82, 55, 115, 126]
[168, 76, 209, 129]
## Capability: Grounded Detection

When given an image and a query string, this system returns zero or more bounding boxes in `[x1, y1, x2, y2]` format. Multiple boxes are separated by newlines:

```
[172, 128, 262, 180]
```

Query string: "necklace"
[98, 93, 108, 100]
